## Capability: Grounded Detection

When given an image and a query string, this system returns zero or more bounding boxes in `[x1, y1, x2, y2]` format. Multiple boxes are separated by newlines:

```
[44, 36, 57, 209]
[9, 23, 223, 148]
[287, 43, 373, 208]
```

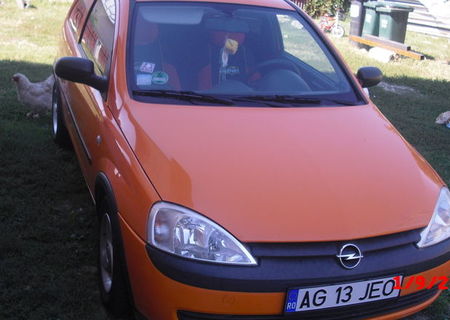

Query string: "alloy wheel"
[99, 213, 114, 293]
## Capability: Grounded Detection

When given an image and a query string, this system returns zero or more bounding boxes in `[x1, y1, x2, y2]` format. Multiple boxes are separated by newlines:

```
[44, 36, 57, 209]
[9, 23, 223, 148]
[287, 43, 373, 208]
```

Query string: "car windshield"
[128, 2, 363, 106]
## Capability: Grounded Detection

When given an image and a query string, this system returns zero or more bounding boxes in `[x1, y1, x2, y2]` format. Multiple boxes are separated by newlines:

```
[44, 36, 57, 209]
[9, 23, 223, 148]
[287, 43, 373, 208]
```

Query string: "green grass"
[0, 1, 448, 319]
[0, 1, 108, 319]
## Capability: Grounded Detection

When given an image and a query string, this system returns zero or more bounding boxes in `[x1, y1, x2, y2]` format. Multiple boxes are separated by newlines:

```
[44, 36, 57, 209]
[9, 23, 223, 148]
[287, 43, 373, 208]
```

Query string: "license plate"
[285, 275, 402, 313]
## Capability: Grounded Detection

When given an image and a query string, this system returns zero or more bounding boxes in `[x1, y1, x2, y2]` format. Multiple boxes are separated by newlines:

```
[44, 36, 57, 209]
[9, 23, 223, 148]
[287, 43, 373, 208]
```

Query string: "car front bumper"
[119, 214, 450, 320]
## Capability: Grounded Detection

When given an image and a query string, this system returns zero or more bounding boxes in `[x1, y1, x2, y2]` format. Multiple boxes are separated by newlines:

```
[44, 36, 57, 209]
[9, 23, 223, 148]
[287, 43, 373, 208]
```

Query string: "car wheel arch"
[94, 171, 136, 316]
[95, 172, 118, 218]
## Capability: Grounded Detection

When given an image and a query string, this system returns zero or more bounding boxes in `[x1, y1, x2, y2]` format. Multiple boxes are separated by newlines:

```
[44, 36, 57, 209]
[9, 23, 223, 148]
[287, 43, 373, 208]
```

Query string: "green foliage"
[305, 0, 350, 17]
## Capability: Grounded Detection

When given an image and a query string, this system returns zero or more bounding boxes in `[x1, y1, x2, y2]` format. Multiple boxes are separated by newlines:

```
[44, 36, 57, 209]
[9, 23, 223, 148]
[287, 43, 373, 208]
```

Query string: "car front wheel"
[98, 198, 133, 318]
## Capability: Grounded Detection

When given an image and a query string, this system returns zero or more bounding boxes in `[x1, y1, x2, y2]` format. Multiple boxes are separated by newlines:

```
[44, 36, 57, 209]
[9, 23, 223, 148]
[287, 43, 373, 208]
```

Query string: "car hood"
[117, 102, 442, 242]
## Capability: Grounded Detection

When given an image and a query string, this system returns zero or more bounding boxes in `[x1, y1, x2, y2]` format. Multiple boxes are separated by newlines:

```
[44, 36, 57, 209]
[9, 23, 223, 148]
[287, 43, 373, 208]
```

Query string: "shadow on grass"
[420, 52, 435, 61]
[0, 59, 54, 82]
[0, 60, 111, 319]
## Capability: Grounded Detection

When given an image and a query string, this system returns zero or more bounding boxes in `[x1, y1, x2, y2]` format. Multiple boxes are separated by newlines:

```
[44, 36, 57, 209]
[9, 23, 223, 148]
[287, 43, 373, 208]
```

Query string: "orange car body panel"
[56, 0, 449, 318]
[114, 100, 442, 242]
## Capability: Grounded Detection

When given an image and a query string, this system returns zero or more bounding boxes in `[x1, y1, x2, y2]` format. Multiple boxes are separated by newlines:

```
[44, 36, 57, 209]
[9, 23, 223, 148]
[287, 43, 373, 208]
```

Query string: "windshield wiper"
[233, 95, 321, 107]
[234, 95, 359, 107]
[132, 90, 234, 106]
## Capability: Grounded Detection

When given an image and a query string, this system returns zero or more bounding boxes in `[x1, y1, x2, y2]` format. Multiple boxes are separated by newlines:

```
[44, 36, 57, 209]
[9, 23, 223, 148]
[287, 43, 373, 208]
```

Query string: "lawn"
[0, 1, 448, 319]
[0, 0, 108, 319]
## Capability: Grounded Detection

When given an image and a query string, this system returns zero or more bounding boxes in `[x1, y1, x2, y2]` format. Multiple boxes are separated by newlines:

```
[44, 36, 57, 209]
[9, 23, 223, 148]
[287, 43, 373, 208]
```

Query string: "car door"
[60, 0, 116, 191]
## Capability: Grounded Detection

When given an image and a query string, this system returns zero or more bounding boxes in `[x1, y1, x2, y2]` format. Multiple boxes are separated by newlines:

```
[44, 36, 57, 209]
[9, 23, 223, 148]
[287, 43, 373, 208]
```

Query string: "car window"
[277, 14, 335, 78]
[69, 0, 95, 40]
[128, 2, 361, 106]
[81, 0, 116, 75]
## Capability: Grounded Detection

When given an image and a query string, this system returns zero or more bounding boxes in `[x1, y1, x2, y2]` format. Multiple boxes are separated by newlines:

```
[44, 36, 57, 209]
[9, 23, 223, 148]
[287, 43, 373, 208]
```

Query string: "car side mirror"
[54, 57, 108, 92]
[356, 67, 383, 88]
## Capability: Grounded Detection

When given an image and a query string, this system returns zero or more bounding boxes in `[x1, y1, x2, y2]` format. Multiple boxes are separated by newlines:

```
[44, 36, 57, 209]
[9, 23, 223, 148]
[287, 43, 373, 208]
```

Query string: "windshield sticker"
[136, 74, 153, 86]
[152, 71, 169, 85]
[226, 66, 240, 76]
[139, 62, 156, 73]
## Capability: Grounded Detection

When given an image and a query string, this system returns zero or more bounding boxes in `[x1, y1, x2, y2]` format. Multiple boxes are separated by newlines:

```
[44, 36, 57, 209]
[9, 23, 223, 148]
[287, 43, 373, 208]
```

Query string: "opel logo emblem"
[337, 244, 363, 269]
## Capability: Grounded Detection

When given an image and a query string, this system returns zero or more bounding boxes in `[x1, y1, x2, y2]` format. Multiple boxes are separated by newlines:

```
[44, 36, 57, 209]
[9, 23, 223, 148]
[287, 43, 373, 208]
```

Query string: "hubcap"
[100, 213, 114, 293]
[52, 92, 58, 136]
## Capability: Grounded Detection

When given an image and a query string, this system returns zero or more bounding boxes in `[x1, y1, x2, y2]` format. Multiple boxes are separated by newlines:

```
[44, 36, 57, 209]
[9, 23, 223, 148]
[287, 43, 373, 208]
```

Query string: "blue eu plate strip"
[285, 289, 299, 312]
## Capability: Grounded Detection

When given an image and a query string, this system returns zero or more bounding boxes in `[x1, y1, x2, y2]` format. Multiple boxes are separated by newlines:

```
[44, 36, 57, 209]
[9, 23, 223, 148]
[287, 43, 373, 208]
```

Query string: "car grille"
[178, 287, 439, 320]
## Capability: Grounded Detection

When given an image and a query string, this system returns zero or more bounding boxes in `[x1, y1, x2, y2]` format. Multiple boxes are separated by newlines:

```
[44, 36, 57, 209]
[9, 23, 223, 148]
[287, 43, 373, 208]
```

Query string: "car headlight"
[148, 202, 257, 265]
[417, 187, 450, 248]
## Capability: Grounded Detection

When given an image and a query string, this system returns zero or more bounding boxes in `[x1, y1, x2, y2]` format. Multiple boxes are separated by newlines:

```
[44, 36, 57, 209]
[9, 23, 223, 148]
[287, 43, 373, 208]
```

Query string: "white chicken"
[16, 0, 31, 9]
[435, 111, 450, 126]
[12, 73, 54, 118]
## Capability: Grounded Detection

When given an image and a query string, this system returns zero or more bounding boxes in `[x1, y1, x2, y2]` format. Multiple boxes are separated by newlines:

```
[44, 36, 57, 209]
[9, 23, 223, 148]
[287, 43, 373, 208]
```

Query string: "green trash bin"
[362, 1, 385, 36]
[377, 5, 413, 43]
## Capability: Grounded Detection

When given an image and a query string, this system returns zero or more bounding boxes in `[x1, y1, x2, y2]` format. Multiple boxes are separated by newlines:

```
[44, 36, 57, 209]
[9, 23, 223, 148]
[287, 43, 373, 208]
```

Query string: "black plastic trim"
[95, 172, 118, 212]
[146, 232, 450, 292]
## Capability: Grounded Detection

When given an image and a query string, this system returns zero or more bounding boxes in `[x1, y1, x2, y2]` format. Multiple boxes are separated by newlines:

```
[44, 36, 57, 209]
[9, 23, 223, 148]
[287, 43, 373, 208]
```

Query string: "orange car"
[52, 0, 450, 318]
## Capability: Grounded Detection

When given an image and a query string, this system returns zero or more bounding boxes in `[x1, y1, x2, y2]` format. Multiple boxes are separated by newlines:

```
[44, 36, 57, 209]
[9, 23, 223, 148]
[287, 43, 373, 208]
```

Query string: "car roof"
[134, 0, 295, 10]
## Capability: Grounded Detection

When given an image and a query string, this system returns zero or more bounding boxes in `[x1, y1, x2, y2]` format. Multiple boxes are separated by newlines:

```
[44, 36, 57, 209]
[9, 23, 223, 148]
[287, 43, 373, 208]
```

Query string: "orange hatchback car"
[53, 0, 450, 319]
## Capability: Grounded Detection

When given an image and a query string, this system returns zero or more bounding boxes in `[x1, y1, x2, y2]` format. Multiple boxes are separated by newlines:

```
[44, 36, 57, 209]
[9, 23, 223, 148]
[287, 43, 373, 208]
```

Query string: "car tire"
[52, 82, 71, 148]
[98, 198, 133, 318]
